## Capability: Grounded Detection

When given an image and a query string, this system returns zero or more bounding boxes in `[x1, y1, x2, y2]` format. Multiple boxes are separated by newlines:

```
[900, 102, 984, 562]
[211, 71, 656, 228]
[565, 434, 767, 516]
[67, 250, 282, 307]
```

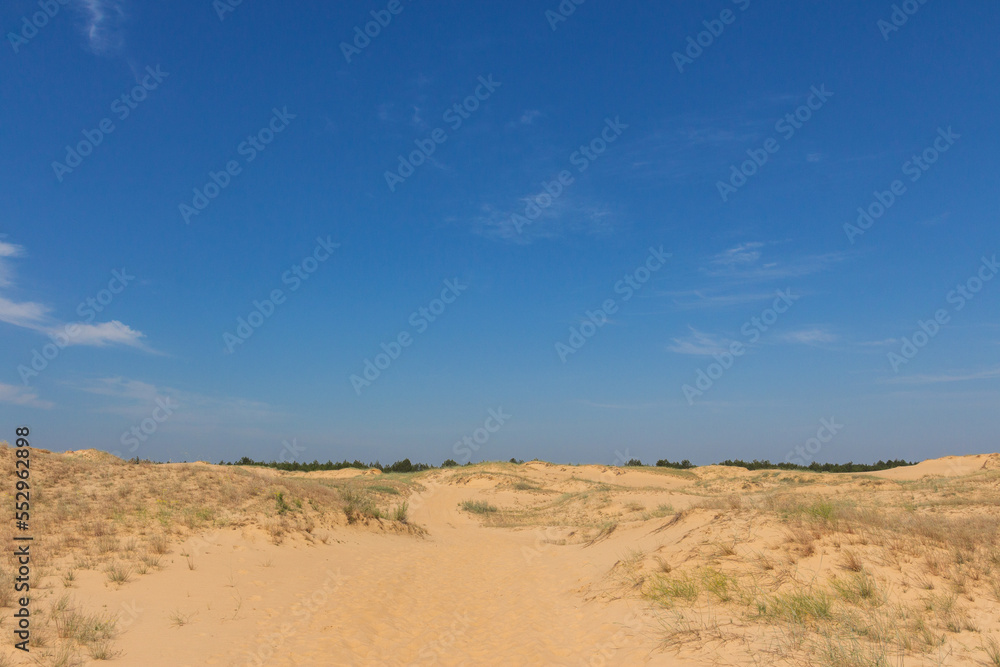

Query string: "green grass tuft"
[460, 500, 498, 514]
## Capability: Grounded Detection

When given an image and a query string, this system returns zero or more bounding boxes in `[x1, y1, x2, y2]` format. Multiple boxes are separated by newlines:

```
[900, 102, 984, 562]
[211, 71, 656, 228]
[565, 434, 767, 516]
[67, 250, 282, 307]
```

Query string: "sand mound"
[62, 448, 122, 463]
[691, 463, 754, 479]
[871, 452, 998, 479]
[300, 468, 380, 479]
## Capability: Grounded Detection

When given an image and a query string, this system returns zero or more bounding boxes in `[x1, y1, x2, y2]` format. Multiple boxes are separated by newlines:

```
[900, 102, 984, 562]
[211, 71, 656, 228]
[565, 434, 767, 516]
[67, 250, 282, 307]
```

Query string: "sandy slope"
[6, 452, 1000, 666]
[80, 474, 675, 666]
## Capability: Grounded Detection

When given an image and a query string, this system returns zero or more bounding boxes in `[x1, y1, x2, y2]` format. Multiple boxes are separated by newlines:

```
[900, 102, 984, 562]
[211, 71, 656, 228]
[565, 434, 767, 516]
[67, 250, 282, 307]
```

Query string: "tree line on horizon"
[212, 455, 917, 474]
[220, 456, 436, 473]
[649, 457, 916, 473]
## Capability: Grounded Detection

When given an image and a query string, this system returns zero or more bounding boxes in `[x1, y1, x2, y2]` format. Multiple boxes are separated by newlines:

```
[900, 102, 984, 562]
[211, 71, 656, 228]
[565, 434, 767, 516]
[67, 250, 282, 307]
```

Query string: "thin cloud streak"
[882, 366, 1000, 385]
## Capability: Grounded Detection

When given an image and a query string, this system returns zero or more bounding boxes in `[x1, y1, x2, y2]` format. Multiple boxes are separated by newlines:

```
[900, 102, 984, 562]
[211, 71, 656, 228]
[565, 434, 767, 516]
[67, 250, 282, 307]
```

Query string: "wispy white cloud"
[0, 240, 148, 349]
[410, 105, 425, 129]
[71, 321, 146, 347]
[711, 242, 765, 268]
[0, 241, 21, 257]
[0, 295, 51, 329]
[0, 383, 53, 409]
[660, 289, 781, 309]
[660, 242, 846, 312]
[76, 0, 126, 53]
[856, 338, 899, 348]
[917, 211, 950, 228]
[519, 110, 541, 125]
[667, 327, 733, 356]
[777, 328, 839, 345]
[67, 376, 283, 423]
[704, 242, 847, 281]
[472, 194, 617, 245]
[0, 240, 24, 288]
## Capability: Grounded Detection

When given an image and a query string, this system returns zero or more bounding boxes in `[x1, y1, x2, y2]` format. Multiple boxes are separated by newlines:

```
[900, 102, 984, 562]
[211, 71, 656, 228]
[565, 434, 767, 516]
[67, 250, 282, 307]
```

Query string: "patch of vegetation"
[759, 590, 834, 625]
[645, 573, 700, 606]
[274, 491, 291, 514]
[702, 568, 735, 602]
[831, 573, 881, 606]
[646, 504, 675, 519]
[460, 500, 498, 514]
[368, 484, 401, 495]
[104, 563, 132, 585]
[339, 488, 383, 523]
[982, 636, 1000, 667]
[656, 458, 694, 469]
[512, 481, 540, 491]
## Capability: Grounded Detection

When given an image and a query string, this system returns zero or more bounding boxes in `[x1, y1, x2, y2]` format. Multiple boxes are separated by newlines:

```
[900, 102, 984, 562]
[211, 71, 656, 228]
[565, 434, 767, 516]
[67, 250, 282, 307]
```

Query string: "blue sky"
[1, 0, 998, 466]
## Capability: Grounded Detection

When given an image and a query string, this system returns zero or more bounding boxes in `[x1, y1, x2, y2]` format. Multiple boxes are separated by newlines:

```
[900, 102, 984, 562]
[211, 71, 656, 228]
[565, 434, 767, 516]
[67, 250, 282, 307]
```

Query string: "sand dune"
[2, 448, 999, 665]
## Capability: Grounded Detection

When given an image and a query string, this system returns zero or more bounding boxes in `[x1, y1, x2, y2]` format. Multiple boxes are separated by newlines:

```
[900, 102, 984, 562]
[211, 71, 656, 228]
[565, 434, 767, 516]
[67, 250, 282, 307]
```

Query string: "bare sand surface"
[3, 449, 999, 666]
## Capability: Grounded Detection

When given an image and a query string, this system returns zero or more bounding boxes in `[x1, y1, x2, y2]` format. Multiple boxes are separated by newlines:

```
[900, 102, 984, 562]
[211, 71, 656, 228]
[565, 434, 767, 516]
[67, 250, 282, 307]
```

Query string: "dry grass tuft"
[840, 549, 865, 573]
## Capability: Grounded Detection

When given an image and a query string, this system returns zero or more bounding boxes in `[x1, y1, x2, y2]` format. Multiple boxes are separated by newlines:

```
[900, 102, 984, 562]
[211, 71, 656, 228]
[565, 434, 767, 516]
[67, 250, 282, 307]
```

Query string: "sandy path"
[82, 476, 678, 666]
[272, 478, 667, 666]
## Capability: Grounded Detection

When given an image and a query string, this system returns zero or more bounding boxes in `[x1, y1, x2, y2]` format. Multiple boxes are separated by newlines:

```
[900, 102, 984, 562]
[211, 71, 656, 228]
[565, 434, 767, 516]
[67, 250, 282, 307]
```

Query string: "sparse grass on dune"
[0, 446, 416, 565]
[600, 465, 1000, 666]
[0, 443, 421, 664]
[2, 447, 995, 665]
